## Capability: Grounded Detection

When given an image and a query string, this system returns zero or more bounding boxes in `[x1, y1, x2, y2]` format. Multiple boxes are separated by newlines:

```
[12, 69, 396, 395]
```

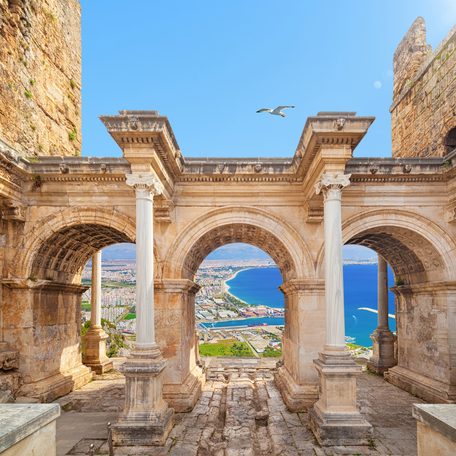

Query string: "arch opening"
[195, 243, 285, 359]
[342, 245, 396, 350]
[341, 216, 456, 399]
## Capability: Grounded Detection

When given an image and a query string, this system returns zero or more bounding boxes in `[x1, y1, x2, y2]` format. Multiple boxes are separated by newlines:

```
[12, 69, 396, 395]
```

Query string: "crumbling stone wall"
[391, 17, 456, 158]
[0, 0, 81, 157]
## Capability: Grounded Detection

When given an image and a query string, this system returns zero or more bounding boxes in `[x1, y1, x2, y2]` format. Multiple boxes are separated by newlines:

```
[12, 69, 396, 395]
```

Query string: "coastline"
[223, 265, 277, 306]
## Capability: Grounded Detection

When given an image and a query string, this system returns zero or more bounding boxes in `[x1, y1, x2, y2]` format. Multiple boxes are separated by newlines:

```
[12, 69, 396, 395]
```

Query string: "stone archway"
[159, 207, 323, 412]
[336, 209, 456, 403]
[3, 207, 137, 402]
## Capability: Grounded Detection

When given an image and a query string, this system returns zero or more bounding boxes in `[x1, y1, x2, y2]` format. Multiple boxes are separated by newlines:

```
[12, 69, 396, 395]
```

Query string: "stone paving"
[56, 358, 422, 456]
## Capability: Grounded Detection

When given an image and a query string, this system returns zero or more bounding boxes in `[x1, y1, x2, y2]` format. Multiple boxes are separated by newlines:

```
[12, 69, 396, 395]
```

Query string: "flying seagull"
[256, 105, 295, 117]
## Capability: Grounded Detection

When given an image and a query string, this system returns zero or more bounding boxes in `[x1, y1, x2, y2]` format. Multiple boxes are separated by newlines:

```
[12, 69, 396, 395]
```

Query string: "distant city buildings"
[81, 257, 284, 357]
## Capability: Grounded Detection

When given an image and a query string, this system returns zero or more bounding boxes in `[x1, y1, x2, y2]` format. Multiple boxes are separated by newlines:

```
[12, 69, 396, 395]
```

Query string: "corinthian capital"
[126, 173, 164, 196]
[315, 173, 351, 200]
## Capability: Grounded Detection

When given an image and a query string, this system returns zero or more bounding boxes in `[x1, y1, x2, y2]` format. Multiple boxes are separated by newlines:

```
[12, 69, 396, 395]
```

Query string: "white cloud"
[373, 80, 382, 89]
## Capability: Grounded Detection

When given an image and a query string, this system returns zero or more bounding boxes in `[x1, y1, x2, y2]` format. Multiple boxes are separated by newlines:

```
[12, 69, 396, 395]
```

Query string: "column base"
[275, 365, 319, 412]
[385, 365, 456, 403]
[112, 345, 173, 451]
[82, 328, 113, 375]
[111, 408, 174, 451]
[309, 406, 373, 446]
[18, 364, 93, 402]
[367, 328, 396, 375]
[163, 365, 205, 412]
[309, 350, 372, 446]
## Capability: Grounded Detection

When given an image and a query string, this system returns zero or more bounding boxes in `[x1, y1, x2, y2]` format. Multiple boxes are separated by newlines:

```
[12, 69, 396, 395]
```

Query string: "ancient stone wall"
[391, 17, 456, 157]
[0, 0, 81, 157]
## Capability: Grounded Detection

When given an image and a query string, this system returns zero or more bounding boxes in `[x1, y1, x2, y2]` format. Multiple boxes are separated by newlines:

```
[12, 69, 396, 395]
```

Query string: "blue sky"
[80, 0, 455, 159]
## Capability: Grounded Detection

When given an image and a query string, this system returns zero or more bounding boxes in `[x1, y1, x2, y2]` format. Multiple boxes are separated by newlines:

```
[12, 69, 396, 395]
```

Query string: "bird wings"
[273, 105, 295, 112]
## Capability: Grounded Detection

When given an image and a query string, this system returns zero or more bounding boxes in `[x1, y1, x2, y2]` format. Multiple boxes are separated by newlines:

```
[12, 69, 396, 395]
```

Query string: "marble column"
[112, 173, 173, 451]
[368, 255, 396, 374]
[82, 250, 113, 374]
[309, 172, 372, 446]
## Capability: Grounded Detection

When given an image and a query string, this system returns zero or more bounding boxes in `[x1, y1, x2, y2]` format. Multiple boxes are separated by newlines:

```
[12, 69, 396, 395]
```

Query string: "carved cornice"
[350, 175, 446, 183]
[100, 111, 184, 180]
[38, 175, 127, 183]
[178, 174, 302, 183]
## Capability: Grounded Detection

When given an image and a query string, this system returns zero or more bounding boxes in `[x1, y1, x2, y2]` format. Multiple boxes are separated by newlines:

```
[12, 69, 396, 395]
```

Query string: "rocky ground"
[56, 358, 422, 456]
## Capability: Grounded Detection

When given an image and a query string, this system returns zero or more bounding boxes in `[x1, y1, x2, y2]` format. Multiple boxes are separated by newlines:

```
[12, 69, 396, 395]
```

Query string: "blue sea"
[203, 265, 396, 347]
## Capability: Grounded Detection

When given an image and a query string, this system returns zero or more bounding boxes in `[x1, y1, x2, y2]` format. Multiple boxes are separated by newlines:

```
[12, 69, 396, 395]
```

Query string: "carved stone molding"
[1, 201, 25, 222]
[154, 199, 174, 223]
[305, 199, 324, 223]
[446, 204, 456, 223]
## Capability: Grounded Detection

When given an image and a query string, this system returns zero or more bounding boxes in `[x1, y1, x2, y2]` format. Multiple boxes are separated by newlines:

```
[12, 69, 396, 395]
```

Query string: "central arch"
[164, 206, 314, 281]
[159, 206, 321, 412]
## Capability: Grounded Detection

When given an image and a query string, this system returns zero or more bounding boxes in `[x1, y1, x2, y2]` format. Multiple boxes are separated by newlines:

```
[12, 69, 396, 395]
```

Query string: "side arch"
[315, 208, 456, 284]
[15, 207, 137, 283]
[164, 206, 314, 281]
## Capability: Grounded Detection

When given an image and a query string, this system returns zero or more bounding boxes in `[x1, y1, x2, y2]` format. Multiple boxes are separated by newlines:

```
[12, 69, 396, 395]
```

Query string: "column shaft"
[91, 250, 102, 328]
[377, 255, 389, 329]
[323, 191, 345, 350]
[135, 187, 156, 349]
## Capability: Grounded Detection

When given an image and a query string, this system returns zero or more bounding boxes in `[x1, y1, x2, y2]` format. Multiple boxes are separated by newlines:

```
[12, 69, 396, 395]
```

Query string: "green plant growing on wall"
[68, 128, 77, 141]
[24, 89, 33, 99]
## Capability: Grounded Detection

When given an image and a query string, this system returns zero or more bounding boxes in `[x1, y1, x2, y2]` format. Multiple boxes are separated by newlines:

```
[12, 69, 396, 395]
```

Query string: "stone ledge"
[413, 404, 456, 443]
[0, 403, 60, 452]
[385, 365, 456, 403]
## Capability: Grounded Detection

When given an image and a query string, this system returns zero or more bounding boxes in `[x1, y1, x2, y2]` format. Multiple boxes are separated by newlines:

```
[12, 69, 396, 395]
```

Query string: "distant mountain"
[102, 243, 136, 260]
[100, 242, 377, 262]
[206, 244, 271, 261]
